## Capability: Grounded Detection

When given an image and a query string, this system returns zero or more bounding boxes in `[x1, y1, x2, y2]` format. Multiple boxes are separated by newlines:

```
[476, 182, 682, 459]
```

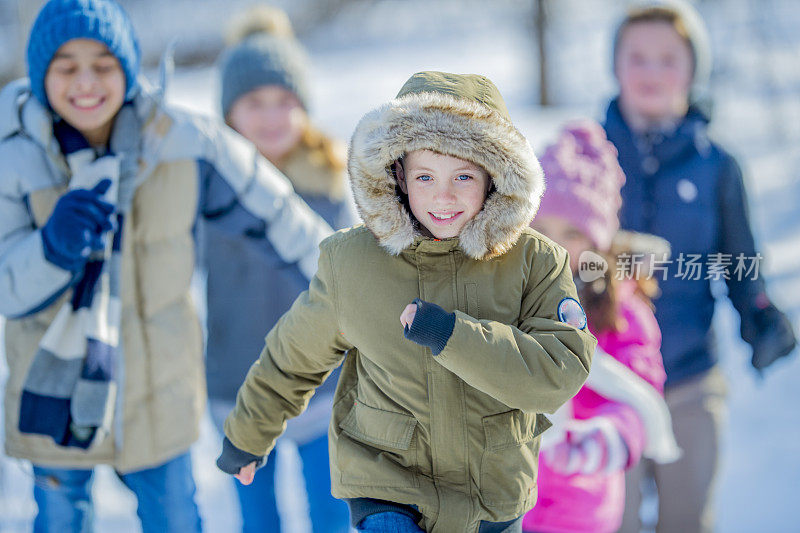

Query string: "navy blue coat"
[604, 99, 768, 386]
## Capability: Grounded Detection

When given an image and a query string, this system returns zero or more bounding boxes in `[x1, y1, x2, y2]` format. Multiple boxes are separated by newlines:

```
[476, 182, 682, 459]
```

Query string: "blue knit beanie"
[219, 33, 310, 118]
[26, 0, 141, 108]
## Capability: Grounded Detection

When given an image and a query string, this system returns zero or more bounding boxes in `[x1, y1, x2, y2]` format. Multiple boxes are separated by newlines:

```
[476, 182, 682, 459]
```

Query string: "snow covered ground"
[2, 1, 799, 531]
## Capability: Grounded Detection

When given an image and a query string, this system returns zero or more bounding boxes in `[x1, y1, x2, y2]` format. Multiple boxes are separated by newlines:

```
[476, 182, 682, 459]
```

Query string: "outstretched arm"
[219, 240, 352, 467]
[187, 116, 333, 280]
[718, 156, 796, 370]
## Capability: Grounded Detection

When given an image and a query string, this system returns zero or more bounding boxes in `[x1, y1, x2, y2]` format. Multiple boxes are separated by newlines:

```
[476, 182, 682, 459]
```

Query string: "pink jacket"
[523, 281, 666, 533]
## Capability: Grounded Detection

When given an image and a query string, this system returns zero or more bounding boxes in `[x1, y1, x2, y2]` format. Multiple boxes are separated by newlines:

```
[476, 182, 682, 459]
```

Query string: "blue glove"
[41, 179, 115, 272]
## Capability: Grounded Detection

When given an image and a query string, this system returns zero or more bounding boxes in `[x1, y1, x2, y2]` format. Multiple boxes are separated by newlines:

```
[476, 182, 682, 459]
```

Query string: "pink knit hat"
[535, 120, 626, 251]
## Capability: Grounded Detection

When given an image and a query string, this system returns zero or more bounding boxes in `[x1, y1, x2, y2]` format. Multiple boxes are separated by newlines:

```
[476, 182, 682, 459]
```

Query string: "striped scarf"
[18, 120, 125, 449]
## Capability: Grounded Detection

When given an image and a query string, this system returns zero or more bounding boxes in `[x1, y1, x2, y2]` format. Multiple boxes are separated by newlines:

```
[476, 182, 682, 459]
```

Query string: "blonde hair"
[581, 231, 665, 334]
[300, 124, 347, 173]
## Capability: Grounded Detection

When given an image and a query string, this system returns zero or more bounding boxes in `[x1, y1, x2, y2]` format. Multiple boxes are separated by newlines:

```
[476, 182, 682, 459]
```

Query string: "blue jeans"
[236, 435, 349, 533]
[357, 512, 425, 532]
[209, 401, 350, 533]
[32, 452, 201, 533]
[357, 512, 523, 533]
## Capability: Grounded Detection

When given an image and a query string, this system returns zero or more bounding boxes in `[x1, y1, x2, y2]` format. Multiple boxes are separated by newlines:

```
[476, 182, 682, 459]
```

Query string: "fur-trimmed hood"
[348, 71, 545, 260]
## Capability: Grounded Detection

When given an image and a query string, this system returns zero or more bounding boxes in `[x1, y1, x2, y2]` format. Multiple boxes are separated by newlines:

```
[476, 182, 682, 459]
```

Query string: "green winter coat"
[224, 72, 596, 532]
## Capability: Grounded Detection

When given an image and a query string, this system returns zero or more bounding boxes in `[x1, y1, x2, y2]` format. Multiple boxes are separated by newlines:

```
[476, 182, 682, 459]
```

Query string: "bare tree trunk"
[536, 0, 550, 106]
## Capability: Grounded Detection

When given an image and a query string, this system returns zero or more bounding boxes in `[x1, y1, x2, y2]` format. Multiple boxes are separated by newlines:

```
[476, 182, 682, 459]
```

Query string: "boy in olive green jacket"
[217, 71, 597, 533]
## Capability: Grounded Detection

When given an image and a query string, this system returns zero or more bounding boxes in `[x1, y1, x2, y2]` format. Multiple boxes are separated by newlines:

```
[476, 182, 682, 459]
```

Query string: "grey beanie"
[219, 33, 310, 118]
[612, 0, 712, 104]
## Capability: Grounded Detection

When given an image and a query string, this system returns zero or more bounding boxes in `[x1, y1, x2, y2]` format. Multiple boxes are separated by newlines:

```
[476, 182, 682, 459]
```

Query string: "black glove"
[216, 437, 266, 475]
[741, 303, 797, 372]
[403, 298, 456, 356]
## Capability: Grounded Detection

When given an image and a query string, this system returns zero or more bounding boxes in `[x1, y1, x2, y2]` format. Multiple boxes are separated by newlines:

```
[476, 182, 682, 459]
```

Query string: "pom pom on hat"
[219, 6, 310, 117]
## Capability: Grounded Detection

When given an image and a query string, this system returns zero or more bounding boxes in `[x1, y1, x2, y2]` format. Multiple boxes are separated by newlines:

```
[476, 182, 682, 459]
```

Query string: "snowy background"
[2, 1, 799, 531]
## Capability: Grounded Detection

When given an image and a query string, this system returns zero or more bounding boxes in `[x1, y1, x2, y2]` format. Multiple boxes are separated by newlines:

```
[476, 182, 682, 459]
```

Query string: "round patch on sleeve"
[557, 297, 587, 330]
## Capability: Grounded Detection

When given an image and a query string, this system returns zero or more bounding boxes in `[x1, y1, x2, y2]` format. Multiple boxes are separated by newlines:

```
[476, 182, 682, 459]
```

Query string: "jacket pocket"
[480, 410, 551, 506]
[337, 399, 420, 487]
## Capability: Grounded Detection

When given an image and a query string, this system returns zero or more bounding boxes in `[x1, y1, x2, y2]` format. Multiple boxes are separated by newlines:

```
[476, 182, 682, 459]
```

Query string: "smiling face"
[396, 149, 491, 239]
[615, 21, 694, 122]
[45, 39, 126, 147]
[227, 85, 307, 166]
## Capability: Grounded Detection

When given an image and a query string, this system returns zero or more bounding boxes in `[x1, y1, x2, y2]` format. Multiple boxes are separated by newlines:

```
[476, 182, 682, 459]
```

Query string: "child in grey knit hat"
[204, 6, 356, 533]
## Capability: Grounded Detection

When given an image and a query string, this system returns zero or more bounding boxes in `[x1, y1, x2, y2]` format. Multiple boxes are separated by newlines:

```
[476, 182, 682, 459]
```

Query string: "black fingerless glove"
[403, 298, 456, 356]
[216, 436, 266, 475]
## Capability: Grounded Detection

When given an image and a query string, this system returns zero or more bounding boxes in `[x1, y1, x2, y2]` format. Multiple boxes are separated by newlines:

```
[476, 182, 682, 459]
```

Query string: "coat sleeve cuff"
[216, 436, 266, 475]
[403, 298, 456, 355]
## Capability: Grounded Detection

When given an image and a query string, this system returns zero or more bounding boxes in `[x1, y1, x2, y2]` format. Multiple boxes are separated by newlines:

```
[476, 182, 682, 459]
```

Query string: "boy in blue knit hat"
[0, 0, 334, 531]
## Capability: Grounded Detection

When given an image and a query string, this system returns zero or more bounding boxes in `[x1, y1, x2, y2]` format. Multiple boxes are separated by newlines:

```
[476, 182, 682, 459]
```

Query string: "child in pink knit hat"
[534, 120, 625, 267]
[524, 120, 679, 533]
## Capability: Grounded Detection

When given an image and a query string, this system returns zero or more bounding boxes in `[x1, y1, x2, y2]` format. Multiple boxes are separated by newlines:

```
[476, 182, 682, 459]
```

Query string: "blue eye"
[417, 174, 432, 182]
[456, 174, 472, 181]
